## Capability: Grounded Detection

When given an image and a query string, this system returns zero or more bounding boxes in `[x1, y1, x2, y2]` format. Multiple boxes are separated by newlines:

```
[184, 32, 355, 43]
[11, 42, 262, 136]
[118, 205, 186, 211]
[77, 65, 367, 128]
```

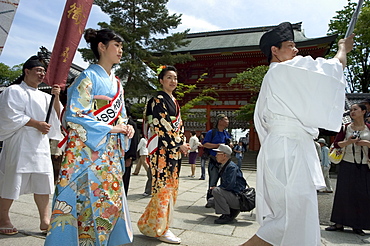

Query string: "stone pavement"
[1, 164, 370, 246]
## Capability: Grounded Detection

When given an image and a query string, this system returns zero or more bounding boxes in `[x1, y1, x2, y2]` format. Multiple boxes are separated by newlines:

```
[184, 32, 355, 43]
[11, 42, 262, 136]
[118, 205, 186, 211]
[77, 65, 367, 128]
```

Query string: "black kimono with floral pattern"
[138, 91, 185, 237]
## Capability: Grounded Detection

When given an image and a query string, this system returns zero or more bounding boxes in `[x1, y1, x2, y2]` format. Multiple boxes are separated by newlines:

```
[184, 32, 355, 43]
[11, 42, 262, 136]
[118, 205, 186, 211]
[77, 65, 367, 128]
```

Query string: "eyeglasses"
[31, 68, 46, 74]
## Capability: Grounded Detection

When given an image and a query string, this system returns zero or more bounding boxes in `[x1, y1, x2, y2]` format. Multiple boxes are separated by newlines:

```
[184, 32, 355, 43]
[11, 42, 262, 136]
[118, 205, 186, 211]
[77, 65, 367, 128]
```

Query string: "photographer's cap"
[213, 144, 232, 156]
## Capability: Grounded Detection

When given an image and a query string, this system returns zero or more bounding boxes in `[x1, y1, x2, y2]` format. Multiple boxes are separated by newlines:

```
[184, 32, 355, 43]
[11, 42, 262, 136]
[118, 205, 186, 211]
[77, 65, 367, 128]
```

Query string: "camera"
[352, 130, 361, 139]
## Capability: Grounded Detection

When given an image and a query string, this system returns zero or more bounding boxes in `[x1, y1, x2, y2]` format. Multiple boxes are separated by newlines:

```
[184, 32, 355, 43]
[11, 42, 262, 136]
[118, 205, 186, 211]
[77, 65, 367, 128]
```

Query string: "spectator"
[203, 114, 232, 202]
[325, 103, 370, 236]
[198, 133, 207, 180]
[233, 141, 245, 169]
[142, 166, 152, 197]
[207, 144, 247, 224]
[49, 138, 64, 185]
[133, 134, 149, 175]
[123, 114, 139, 195]
[317, 138, 333, 193]
[188, 131, 201, 178]
[0, 55, 61, 235]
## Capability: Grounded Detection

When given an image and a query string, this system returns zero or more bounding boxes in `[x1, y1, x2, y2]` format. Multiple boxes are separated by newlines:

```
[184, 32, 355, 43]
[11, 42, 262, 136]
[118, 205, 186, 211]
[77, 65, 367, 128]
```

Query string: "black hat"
[23, 55, 45, 72]
[13, 55, 46, 84]
[259, 22, 294, 58]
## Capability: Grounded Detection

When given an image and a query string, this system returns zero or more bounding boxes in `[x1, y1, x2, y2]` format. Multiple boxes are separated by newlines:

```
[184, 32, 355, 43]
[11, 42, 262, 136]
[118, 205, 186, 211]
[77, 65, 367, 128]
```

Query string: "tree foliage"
[327, 0, 370, 92]
[177, 73, 217, 122]
[0, 63, 22, 85]
[228, 65, 269, 126]
[79, 0, 194, 100]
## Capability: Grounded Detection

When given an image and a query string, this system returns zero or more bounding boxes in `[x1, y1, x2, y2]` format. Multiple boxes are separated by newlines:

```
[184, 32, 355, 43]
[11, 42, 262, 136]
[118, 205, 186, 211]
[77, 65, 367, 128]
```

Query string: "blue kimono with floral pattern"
[45, 64, 133, 246]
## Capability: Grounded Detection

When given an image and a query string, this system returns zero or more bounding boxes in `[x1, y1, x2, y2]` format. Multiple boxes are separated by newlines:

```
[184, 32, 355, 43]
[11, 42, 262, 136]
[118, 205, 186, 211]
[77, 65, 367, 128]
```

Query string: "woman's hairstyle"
[158, 65, 177, 81]
[353, 103, 367, 117]
[84, 28, 123, 60]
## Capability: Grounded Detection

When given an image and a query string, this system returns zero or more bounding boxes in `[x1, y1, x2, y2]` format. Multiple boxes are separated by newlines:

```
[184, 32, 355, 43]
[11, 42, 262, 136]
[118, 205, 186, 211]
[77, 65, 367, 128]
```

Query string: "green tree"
[327, 0, 370, 92]
[0, 63, 22, 85]
[228, 65, 269, 127]
[79, 0, 194, 100]
[177, 73, 217, 122]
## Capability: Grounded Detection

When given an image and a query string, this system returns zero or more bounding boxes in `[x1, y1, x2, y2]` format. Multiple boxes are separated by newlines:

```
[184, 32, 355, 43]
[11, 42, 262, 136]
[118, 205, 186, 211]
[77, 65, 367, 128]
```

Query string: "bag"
[328, 124, 349, 164]
[237, 187, 256, 212]
[202, 148, 211, 159]
[328, 143, 344, 164]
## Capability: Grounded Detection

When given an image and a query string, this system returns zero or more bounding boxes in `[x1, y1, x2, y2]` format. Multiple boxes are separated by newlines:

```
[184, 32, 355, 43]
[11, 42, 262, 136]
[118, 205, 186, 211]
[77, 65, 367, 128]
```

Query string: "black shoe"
[353, 229, 365, 236]
[205, 200, 213, 208]
[230, 208, 240, 219]
[325, 224, 344, 231]
[199, 177, 205, 180]
[214, 214, 234, 224]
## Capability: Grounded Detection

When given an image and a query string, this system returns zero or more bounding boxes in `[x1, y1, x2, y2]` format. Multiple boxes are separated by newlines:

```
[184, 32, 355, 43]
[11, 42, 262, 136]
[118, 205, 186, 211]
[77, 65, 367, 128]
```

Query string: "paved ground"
[1, 160, 370, 245]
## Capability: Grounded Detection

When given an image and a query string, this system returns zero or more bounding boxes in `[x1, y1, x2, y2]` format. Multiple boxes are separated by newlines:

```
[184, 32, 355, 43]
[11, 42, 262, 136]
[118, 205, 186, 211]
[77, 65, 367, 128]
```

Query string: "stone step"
[181, 150, 258, 171]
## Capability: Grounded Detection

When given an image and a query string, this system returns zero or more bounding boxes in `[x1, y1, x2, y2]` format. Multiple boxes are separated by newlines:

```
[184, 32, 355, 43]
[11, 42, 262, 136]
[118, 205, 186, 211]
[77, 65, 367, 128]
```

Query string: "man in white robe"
[240, 22, 354, 246]
[0, 56, 61, 235]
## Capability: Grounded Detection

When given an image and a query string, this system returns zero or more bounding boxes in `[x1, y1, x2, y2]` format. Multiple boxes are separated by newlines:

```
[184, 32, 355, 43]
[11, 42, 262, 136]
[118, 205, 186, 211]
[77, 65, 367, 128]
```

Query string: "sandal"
[0, 227, 18, 235]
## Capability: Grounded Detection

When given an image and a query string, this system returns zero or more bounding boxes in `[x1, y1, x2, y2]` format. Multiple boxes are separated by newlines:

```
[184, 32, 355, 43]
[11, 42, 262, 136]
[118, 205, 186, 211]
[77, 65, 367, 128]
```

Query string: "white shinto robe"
[254, 56, 345, 246]
[0, 82, 61, 199]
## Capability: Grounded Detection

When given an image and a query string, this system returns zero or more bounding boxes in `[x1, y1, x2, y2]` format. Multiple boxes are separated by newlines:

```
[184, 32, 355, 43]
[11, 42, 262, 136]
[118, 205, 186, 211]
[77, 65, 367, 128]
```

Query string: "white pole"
[345, 0, 364, 38]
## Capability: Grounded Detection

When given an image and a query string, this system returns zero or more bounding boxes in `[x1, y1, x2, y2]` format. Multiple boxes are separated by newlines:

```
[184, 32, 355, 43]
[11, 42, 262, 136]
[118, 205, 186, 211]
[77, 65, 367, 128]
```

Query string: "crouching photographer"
[206, 144, 247, 224]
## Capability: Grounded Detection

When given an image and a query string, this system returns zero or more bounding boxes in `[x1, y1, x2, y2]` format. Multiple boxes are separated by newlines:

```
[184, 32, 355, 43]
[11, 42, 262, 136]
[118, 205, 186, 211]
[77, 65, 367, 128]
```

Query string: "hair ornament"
[156, 65, 167, 75]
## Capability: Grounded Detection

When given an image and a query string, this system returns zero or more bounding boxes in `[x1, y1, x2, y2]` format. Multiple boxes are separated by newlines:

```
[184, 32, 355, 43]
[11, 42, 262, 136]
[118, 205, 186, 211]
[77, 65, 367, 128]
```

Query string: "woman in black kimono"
[138, 65, 188, 244]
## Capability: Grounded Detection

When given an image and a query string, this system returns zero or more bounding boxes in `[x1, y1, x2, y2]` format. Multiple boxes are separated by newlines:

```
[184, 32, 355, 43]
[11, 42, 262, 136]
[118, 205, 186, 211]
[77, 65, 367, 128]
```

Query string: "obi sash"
[146, 96, 182, 155]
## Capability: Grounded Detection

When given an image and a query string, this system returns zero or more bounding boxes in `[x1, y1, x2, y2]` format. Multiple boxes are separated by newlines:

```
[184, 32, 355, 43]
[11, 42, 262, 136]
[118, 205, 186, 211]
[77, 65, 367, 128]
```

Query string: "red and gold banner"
[44, 0, 94, 88]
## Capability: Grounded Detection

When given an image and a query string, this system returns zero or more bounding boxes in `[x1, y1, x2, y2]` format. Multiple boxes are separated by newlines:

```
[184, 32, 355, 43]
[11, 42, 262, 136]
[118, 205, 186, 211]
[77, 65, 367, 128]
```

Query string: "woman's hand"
[179, 143, 190, 156]
[346, 136, 360, 145]
[355, 140, 370, 147]
[110, 124, 135, 138]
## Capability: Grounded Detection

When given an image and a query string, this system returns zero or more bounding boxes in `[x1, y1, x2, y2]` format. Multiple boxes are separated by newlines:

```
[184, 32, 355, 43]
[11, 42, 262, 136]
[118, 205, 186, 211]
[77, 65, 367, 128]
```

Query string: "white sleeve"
[0, 86, 30, 141]
[267, 57, 345, 132]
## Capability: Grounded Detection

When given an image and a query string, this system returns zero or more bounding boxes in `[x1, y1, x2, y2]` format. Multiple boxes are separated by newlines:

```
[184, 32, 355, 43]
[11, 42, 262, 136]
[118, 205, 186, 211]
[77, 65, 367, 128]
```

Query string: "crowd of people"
[0, 21, 367, 246]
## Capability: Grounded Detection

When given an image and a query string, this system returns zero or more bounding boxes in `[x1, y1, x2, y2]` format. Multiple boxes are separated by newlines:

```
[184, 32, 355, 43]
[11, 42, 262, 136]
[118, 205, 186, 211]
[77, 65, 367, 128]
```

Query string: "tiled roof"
[172, 22, 336, 54]
[346, 93, 370, 108]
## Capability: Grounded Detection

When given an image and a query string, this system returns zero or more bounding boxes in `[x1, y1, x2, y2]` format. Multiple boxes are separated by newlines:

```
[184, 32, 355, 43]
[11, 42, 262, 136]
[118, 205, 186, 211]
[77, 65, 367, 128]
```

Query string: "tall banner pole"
[44, 0, 94, 122]
[345, 0, 364, 38]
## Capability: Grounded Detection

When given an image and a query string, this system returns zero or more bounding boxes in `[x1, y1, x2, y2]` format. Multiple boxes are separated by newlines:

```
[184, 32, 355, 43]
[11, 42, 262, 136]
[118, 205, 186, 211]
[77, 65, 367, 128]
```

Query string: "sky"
[0, 0, 355, 69]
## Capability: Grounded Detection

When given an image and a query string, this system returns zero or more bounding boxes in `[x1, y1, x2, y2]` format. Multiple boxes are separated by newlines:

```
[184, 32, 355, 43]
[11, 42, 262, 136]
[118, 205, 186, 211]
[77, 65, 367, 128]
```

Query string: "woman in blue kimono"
[45, 28, 134, 246]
